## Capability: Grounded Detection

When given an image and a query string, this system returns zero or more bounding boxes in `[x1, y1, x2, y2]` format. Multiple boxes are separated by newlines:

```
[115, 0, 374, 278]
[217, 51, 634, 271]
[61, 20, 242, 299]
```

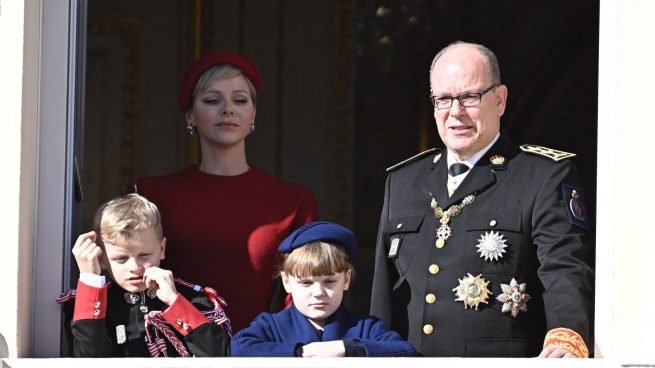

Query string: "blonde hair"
[279, 241, 355, 278]
[192, 64, 258, 106]
[93, 194, 162, 248]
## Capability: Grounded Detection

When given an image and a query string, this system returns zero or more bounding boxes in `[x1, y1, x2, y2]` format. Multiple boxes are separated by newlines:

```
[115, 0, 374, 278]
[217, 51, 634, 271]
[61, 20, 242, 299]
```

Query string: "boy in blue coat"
[231, 221, 418, 357]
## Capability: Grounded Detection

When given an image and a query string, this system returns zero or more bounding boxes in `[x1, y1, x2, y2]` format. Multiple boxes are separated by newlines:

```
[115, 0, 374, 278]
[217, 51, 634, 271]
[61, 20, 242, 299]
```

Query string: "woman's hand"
[143, 267, 179, 305]
[301, 341, 346, 357]
[72, 231, 102, 275]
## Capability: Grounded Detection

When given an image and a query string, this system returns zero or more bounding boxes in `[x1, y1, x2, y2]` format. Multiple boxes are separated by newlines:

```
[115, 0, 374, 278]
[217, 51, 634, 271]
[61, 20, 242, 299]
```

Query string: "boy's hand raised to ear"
[143, 267, 179, 306]
[72, 231, 102, 275]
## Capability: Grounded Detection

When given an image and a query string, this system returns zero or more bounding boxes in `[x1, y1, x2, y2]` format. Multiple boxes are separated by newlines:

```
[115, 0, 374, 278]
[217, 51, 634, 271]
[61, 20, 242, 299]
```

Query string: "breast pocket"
[387, 214, 425, 280]
[465, 210, 522, 275]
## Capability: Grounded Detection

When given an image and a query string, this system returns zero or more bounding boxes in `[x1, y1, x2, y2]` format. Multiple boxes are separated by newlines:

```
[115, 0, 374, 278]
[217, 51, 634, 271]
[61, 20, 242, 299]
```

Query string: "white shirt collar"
[446, 132, 500, 173]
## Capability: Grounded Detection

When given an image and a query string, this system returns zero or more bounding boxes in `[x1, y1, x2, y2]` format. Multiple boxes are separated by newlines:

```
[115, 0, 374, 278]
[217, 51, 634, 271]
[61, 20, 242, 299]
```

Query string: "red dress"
[135, 165, 319, 331]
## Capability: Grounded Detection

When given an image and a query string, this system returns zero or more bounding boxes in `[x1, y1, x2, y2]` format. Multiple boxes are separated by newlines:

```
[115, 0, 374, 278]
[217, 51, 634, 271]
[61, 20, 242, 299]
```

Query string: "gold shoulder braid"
[386, 148, 438, 172]
[544, 327, 589, 358]
[520, 144, 576, 162]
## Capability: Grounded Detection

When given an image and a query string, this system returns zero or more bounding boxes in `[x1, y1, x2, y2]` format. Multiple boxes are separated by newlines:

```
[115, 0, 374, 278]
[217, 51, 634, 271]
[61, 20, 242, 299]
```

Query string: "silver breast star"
[476, 230, 508, 262]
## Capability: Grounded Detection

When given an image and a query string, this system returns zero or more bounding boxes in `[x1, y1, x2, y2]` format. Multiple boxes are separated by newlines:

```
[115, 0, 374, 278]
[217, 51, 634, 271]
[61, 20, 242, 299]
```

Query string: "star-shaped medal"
[476, 230, 508, 262]
[453, 273, 492, 310]
[496, 278, 531, 318]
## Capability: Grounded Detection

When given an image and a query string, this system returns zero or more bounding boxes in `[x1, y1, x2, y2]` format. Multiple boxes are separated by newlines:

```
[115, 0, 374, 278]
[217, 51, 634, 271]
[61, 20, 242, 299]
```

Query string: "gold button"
[425, 293, 436, 304]
[396, 223, 403, 229]
[423, 324, 434, 335]
[489, 219, 497, 227]
[429, 264, 440, 274]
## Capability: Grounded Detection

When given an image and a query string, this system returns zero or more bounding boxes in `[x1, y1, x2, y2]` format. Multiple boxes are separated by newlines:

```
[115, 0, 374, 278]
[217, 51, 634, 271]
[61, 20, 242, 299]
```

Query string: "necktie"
[448, 163, 470, 176]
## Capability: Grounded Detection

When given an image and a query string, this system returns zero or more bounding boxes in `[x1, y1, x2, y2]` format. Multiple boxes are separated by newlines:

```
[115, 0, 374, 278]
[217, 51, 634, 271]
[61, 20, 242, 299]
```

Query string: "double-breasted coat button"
[429, 264, 440, 274]
[425, 293, 437, 304]
[423, 324, 434, 335]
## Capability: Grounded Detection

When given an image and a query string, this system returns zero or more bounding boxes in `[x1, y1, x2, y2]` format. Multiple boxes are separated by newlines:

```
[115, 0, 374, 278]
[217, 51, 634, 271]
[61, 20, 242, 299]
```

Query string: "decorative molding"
[84, 18, 142, 226]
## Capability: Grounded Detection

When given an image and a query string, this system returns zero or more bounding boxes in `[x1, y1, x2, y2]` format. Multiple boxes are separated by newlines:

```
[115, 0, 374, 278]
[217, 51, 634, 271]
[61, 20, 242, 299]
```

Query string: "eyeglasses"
[430, 84, 497, 110]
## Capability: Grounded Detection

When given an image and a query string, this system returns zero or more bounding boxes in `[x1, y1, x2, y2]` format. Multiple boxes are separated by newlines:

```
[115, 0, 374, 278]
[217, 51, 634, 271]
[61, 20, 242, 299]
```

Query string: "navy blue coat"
[231, 304, 417, 357]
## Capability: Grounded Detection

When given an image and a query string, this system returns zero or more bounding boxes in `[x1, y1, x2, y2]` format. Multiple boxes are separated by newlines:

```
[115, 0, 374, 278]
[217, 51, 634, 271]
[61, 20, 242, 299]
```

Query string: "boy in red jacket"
[59, 194, 230, 357]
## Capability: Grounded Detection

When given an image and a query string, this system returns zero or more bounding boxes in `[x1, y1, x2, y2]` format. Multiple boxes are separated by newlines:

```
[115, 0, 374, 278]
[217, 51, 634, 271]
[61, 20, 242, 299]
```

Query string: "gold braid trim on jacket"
[544, 327, 588, 358]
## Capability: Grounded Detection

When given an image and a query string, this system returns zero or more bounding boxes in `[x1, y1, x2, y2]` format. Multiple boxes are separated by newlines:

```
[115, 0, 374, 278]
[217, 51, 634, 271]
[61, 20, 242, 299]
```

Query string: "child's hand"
[301, 341, 346, 357]
[143, 267, 178, 306]
[72, 231, 102, 275]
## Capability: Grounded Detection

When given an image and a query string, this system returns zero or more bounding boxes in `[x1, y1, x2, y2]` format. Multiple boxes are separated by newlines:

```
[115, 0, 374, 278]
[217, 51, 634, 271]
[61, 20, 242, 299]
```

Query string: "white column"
[0, 0, 32, 358]
[596, 0, 655, 361]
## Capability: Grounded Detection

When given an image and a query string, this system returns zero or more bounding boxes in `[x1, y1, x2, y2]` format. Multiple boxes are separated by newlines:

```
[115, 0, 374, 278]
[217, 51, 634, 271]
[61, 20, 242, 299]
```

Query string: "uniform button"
[429, 264, 440, 274]
[489, 219, 497, 227]
[425, 293, 437, 304]
[93, 309, 100, 317]
[94, 301, 101, 308]
[396, 223, 403, 229]
[423, 324, 434, 335]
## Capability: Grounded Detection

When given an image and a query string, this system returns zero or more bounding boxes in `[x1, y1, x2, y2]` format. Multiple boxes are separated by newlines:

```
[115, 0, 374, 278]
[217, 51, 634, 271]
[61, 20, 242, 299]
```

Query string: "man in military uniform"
[370, 41, 593, 358]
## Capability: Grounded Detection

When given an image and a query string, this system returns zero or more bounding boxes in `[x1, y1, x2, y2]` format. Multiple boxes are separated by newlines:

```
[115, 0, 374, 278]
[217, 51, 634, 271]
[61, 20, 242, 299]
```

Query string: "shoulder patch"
[561, 184, 591, 230]
[386, 148, 439, 172]
[520, 144, 576, 162]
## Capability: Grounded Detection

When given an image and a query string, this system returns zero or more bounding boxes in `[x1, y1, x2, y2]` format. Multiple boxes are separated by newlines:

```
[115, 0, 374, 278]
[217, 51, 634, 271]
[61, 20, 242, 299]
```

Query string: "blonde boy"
[59, 194, 230, 357]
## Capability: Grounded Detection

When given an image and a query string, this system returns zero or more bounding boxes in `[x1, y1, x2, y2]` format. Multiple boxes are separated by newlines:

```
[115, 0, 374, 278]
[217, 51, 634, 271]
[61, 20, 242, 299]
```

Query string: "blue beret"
[278, 221, 357, 259]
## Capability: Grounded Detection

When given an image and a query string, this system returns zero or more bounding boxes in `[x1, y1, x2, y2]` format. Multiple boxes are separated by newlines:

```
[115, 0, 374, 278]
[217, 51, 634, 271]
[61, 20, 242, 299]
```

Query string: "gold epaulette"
[386, 148, 439, 172]
[520, 144, 576, 162]
[544, 327, 589, 358]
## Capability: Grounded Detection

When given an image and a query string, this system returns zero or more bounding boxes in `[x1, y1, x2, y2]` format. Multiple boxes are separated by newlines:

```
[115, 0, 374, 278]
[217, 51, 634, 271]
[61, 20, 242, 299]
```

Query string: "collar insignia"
[124, 292, 139, 305]
[490, 155, 505, 165]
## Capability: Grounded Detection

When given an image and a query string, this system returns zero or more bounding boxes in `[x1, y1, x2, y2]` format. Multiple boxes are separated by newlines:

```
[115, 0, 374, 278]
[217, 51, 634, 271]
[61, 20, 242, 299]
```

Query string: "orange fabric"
[543, 327, 588, 358]
[73, 280, 108, 321]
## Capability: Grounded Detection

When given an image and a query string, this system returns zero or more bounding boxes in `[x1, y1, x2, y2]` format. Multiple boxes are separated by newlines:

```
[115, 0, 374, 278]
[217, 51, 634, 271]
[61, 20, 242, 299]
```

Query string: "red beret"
[177, 52, 262, 111]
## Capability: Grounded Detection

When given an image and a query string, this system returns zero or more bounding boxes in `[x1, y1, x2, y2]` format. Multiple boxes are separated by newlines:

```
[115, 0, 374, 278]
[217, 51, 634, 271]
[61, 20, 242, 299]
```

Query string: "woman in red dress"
[134, 52, 318, 332]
